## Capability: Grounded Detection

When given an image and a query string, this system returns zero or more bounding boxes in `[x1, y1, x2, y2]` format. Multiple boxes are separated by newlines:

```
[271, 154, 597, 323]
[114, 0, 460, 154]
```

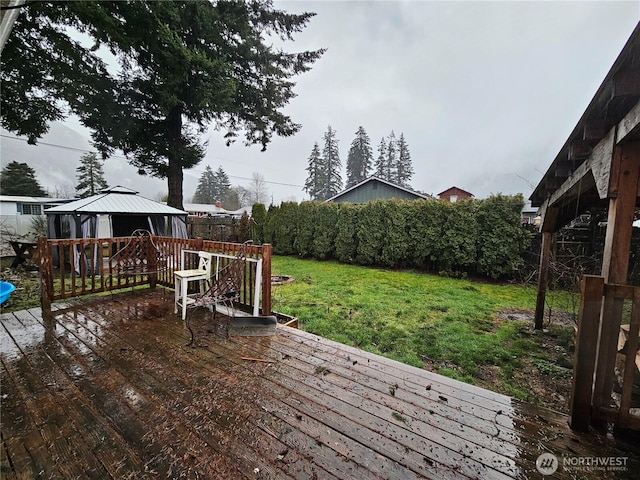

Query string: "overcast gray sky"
[2, 1, 639, 205]
[197, 0, 639, 203]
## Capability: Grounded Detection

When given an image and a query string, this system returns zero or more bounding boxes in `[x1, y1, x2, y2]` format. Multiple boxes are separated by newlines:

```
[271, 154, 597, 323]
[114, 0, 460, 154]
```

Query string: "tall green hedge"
[294, 201, 316, 257]
[251, 203, 267, 244]
[335, 203, 360, 263]
[263, 195, 529, 280]
[313, 203, 338, 259]
[475, 195, 529, 279]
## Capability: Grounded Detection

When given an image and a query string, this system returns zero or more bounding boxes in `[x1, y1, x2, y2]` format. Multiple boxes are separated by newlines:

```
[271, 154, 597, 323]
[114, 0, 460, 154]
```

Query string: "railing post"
[569, 275, 604, 431]
[261, 244, 272, 315]
[38, 236, 53, 310]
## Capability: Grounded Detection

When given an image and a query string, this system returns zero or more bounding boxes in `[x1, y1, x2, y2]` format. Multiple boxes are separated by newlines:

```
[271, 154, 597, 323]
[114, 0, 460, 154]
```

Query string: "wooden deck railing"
[38, 236, 272, 316]
[570, 275, 640, 432]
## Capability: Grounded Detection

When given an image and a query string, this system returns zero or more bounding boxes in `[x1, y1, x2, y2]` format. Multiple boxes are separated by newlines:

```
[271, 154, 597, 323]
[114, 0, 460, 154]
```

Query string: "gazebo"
[530, 22, 640, 432]
[45, 186, 188, 240]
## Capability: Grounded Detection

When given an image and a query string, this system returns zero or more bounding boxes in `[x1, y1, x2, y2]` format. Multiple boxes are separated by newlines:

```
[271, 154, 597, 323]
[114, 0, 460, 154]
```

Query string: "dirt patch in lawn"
[424, 308, 577, 415]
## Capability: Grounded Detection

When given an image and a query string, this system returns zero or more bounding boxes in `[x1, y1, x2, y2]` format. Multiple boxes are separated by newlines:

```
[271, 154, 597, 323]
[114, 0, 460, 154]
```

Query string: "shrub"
[312, 203, 338, 259]
[272, 202, 298, 255]
[379, 200, 411, 267]
[335, 203, 360, 263]
[294, 201, 316, 257]
[355, 201, 386, 265]
[251, 203, 267, 244]
[476, 194, 529, 279]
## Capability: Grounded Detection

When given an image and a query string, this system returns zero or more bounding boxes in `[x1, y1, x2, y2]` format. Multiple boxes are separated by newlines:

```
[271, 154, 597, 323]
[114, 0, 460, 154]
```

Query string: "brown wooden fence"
[38, 236, 272, 316]
[570, 275, 640, 432]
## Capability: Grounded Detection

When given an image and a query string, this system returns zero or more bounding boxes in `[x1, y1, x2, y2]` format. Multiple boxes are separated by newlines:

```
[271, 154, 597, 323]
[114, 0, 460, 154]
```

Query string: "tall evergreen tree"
[303, 142, 325, 201]
[321, 125, 342, 200]
[395, 133, 413, 187]
[374, 137, 387, 179]
[192, 165, 217, 204]
[75, 152, 108, 198]
[385, 131, 397, 183]
[214, 167, 231, 204]
[345, 126, 373, 187]
[1, 1, 324, 210]
[0, 161, 46, 196]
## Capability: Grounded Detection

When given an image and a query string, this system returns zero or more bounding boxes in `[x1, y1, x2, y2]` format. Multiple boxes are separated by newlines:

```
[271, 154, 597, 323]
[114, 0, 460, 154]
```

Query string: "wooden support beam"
[547, 128, 615, 210]
[593, 289, 625, 420]
[616, 98, 640, 144]
[534, 231, 554, 330]
[603, 141, 640, 277]
[569, 275, 604, 431]
[583, 118, 609, 142]
[545, 177, 564, 190]
[612, 71, 640, 97]
[569, 139, 592, 161]
[538, 203, 559, 234]
[592, 141, 640, 423]
[554, 160, 573, 177]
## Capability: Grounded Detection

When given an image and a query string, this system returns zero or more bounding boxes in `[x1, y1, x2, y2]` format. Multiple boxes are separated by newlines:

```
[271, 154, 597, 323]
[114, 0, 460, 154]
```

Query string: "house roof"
[44, 185, 187, 215]
[522, 200, 538, 214]
[183, 204, 252, 217]
[0, 195, 74, 204]
[325, 176, 431, 202]
[183, 203, 231, 215]
[437, 186, 474, 197]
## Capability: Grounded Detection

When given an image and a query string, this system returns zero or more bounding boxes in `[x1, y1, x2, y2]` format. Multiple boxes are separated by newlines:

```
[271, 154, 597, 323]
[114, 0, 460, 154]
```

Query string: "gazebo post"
[534, 206, 558, 330]
[534, 232, 553, 329]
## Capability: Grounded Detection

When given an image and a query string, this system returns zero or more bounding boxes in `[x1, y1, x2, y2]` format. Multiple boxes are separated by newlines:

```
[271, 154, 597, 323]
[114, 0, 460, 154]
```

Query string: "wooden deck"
[1, 290, 639, 479]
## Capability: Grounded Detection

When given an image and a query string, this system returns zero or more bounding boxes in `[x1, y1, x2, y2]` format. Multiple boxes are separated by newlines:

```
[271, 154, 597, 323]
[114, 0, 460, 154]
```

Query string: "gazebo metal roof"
[44, 186, 187, 216]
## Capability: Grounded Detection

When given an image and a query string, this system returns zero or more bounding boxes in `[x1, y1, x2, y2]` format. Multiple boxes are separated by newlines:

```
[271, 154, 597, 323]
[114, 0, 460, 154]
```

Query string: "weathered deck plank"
[2, 290, 639, 480]
[33, 306, 295, 479]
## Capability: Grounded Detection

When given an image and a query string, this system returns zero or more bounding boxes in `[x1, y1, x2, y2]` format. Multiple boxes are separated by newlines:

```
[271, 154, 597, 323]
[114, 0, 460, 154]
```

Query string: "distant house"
[183, 203, 252, 219]
[0, 194, 74, 239]
[521, 200, 539, 225]
[437, 186, 474, 202]
[325, 176, 431, 204]
[183, 202, 231, 217]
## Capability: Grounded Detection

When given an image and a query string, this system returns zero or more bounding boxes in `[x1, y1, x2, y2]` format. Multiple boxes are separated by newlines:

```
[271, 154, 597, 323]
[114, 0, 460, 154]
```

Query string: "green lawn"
[271, 255, 576, 402]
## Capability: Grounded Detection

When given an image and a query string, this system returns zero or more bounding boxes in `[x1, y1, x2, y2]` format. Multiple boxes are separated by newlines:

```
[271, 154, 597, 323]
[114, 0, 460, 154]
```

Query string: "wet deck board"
[1, 290, 639, 479]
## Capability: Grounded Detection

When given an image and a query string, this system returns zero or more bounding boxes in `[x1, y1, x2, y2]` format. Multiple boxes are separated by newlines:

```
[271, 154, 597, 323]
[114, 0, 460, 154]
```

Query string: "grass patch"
[272, 256, 575, 400]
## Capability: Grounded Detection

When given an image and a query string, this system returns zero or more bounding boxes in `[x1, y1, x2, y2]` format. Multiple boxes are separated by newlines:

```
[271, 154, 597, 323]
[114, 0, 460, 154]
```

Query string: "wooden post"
[38, 236, 53, 310]
[617, 286, 640, 430]
[261, 244, 272, 316]
[569, 275, 604, 430]
[593, 141, 640, 420]
[601, 142, 639, 284]
[534, 232, 553, 329]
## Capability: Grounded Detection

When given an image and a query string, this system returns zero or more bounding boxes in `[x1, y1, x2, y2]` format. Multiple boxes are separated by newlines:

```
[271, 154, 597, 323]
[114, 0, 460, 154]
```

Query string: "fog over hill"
[1, 122, 197, 201]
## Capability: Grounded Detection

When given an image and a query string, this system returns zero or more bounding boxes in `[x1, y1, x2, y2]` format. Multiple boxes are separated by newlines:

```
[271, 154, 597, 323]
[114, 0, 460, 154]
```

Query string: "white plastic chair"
[174, 251, 214, 320]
